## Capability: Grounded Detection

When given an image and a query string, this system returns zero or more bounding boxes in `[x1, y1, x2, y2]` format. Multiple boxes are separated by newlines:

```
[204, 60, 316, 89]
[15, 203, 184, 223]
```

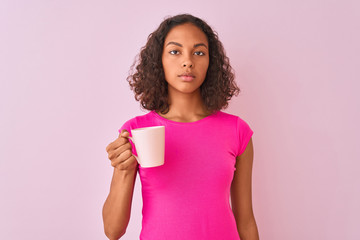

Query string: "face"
[162, 23, 209, 95]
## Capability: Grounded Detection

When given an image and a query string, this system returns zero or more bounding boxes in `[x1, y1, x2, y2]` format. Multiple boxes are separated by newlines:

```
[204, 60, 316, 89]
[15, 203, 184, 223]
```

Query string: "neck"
[160, 89, 212, 121]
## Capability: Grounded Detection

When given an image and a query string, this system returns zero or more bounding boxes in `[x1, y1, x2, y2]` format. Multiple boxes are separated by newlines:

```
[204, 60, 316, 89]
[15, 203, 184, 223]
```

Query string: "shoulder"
[119, 111, 155, 132]
[128, 110, 155, 124]
[216, 111, 248, 125]
[215, 111, 253, 134]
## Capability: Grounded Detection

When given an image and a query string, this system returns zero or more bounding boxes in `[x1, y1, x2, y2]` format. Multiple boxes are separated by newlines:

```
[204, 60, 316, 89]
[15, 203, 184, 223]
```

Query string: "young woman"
[103, 14, 259, 240]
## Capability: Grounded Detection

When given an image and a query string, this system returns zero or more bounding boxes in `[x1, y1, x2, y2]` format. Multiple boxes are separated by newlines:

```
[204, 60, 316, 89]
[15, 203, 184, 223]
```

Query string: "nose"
[183, 63, 193, 68]
[182, 56, 194, 68]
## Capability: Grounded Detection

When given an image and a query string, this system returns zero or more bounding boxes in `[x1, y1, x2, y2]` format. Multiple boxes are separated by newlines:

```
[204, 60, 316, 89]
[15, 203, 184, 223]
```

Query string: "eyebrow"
[165, 41, 208, 49]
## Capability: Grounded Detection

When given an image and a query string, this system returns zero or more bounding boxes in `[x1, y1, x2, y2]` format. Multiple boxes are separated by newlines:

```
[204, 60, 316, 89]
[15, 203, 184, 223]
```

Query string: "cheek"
[162, 58, 173, 74]
[199, 60, 209, 75]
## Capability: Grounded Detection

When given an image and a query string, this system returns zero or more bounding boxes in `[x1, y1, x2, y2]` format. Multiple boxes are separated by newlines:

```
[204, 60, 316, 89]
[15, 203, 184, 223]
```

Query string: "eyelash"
[169, 50, 205, 56]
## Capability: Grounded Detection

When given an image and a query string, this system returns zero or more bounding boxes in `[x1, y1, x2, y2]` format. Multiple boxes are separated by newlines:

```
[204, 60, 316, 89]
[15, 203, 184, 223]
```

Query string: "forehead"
[164, 23, 208, 45]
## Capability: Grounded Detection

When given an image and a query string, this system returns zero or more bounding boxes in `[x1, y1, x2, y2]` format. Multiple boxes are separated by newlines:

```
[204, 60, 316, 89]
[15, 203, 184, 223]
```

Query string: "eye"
[169, 50, 180, 55]
[194, 51, 205, 56]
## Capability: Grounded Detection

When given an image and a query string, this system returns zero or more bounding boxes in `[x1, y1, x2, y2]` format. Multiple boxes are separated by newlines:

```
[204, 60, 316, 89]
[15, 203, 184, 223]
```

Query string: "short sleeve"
[118, 119, 137, 156]
[236, 117, 254, 156]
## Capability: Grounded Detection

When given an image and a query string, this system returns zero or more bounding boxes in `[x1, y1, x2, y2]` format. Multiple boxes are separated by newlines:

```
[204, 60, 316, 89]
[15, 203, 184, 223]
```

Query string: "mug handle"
[126, 136, 139, 162]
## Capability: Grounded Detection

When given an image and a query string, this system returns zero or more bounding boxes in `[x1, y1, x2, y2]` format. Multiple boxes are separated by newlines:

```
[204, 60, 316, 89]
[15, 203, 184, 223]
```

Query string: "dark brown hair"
[127, 13, 240, 114]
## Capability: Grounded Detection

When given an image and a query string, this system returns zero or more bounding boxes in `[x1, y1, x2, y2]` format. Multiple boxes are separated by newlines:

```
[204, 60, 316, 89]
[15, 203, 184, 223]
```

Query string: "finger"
[116, 142, 132, 158]
[116, 155, 138, 170]
[106, 138, 126, 153]
[106, 130, 129, 152]
[111, 149, 133, 167]
[108, 142, 132, 160]
[119, 129, 130, 138]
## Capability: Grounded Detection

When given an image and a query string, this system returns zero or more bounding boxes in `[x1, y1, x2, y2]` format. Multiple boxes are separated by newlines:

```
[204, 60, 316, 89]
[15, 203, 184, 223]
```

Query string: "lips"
[179, 73, 195, 77]
[178, 73, 195, 81]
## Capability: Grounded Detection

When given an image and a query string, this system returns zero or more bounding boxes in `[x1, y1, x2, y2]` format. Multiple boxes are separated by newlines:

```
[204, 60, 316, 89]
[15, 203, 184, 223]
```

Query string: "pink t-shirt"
[118, 110, 254, 240]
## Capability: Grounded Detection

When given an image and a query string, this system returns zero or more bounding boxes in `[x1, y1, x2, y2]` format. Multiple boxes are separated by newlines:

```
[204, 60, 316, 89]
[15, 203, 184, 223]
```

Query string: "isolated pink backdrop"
[1, 0, 359, 239]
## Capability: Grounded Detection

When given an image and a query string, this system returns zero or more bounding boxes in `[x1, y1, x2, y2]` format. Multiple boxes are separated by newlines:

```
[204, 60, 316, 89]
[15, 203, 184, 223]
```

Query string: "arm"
[230, 137, 260, 240]
[102, 168, 137, 240]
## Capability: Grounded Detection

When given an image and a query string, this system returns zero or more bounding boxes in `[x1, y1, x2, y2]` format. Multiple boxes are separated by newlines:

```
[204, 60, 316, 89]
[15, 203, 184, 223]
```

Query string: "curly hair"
[127, 13, 240, 114]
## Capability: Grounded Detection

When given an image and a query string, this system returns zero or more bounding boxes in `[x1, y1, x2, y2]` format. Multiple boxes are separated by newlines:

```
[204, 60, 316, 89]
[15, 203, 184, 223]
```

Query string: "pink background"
[1, 0, 359, 239]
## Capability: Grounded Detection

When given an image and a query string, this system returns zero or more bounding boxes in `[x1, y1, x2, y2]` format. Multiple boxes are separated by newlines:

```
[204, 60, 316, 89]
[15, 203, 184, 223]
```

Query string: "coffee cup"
[127, 126, 165, 168]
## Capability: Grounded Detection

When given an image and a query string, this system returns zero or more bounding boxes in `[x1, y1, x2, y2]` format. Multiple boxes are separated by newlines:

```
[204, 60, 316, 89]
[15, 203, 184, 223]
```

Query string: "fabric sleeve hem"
[237, 129, 254, 157]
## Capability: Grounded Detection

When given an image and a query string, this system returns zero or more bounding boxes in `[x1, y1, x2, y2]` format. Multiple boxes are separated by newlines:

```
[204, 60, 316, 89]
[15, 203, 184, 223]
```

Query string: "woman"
[103, 14, 259, 240]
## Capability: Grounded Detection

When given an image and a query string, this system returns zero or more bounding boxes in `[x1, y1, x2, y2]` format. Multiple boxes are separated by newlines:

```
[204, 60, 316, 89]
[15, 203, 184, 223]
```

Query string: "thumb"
[119, 129, 129, 138]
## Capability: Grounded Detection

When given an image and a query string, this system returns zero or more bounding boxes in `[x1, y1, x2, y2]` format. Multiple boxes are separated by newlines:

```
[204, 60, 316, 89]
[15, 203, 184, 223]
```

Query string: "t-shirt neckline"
[151, 110, 219, 125]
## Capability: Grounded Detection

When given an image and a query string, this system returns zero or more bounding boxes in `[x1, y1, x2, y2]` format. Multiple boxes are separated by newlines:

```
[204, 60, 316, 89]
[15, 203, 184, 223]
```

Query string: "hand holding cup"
[105, 129, 138, 171]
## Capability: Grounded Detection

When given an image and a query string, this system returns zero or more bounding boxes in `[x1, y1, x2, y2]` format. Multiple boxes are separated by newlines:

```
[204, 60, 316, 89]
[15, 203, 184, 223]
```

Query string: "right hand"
[105, 129, 138, 171]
